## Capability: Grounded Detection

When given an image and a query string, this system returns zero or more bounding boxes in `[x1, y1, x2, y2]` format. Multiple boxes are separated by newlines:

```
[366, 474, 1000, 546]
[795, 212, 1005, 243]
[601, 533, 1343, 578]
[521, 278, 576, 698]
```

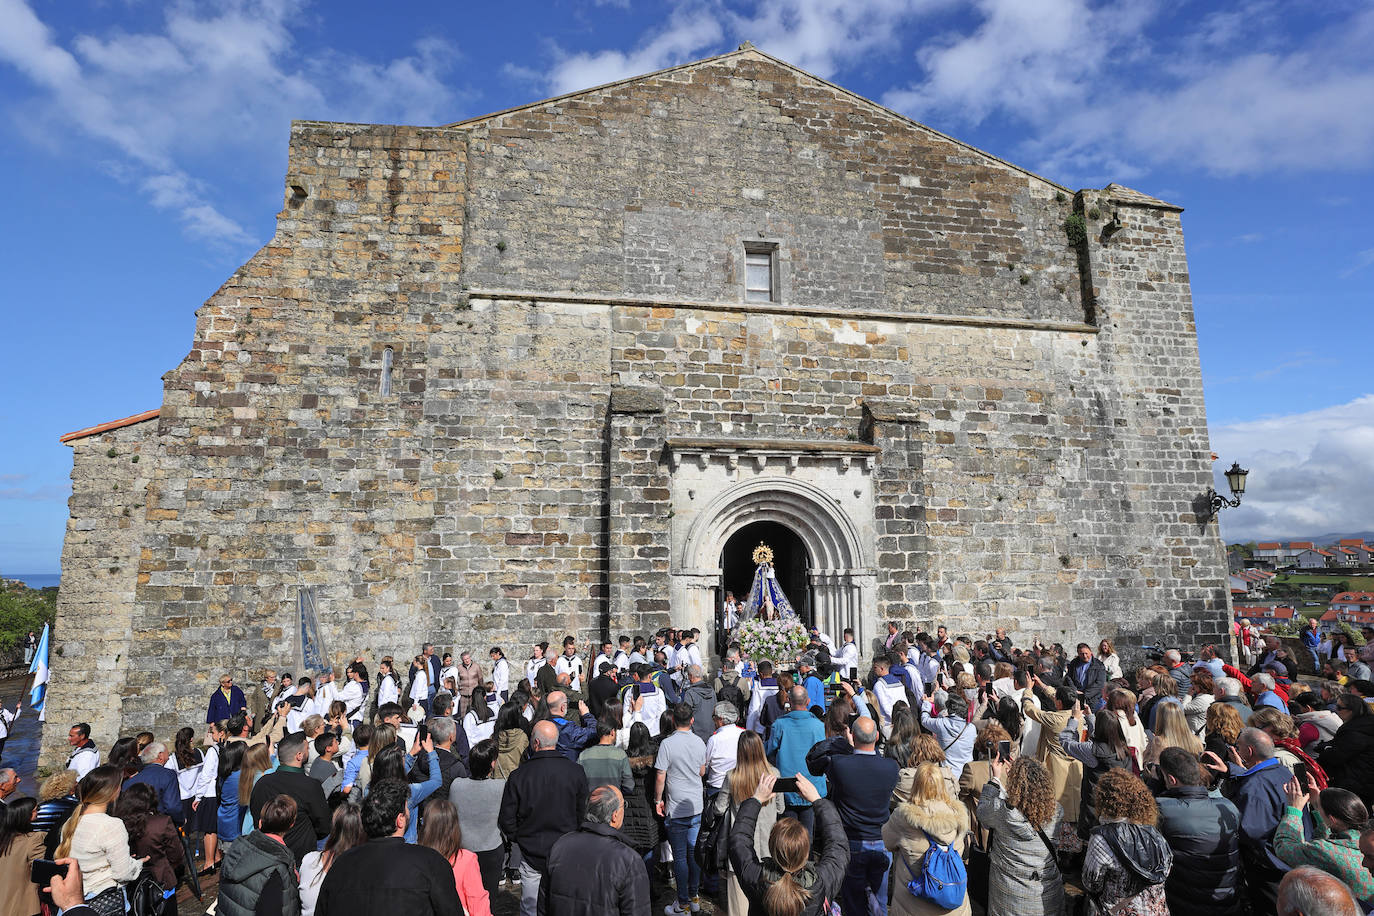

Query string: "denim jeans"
[518, 858, 541, 916]
[665, 813, 702, 903]
[841, 839, 891, 916]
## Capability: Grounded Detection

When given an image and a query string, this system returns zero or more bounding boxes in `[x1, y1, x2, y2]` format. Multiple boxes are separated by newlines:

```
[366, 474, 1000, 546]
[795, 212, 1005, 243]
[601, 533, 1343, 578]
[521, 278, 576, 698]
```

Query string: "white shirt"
[191, 743, 219, 801]
[613, 650, 631, 672]
[624, 681, 667, 736]
[335, 678, 367, 718]
[593, 653, 617, 679]
[463, 711, 497, 748]
[723, 601, 739, 630]
[746, 680, 779, 734]
[299, 850, 327, 916]
[555, 653, 584, 693]
[525, 657, 546, 685]
[704, 724, 745, 788]
[837, 641, 860, 677]
[0, 705, 16, 740]
[68, 743, 100, 778]
[491, 658, 511, 696]
[678, 643, 703, 671]
[409, 668, 430, 702]
[374, 675, 398, 709]
[439, 665, 460, 694]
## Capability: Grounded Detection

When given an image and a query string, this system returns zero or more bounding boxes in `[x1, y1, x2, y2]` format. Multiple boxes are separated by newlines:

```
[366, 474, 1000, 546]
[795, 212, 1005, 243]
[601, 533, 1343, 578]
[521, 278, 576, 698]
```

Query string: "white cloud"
[725, 0, 945, 78]
[1342, 248, 1374, 279]
[1211, 395, 1374, 541]
[539, 0, 946, 96]
[546, 4, 724, 95]
[0, 0, 463, 250]
[881, 0, 1374, 178]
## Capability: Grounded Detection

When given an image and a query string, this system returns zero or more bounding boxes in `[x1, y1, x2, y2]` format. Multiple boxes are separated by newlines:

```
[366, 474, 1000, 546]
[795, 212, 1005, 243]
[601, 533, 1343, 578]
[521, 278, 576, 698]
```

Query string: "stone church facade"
[45, 47, 1229, 761]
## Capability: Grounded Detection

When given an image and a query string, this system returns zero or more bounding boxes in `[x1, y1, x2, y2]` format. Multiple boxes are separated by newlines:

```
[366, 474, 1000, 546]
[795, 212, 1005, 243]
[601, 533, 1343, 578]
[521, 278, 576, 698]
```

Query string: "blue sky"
[1, 0, 1371, 573]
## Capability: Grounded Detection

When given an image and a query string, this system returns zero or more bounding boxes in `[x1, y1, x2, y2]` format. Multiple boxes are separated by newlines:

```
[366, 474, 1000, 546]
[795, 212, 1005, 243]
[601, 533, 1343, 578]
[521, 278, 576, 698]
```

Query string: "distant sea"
[4, 573, 60, 589]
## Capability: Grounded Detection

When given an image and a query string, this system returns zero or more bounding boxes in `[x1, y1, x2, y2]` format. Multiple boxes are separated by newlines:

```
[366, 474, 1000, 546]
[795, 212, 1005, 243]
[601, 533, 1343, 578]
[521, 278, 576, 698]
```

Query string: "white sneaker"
[690, 896, 702, 913]
[664, 903, 690, 915]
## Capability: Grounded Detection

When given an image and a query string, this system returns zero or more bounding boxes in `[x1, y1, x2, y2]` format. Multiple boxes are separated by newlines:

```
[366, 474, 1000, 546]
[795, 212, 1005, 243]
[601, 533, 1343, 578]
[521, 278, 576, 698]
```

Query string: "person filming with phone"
[727, 770, 848, 916]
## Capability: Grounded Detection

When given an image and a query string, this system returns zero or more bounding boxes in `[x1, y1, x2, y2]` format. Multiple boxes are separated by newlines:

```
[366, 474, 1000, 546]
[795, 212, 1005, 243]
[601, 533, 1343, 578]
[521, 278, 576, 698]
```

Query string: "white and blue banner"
[28, 622, 50, 720]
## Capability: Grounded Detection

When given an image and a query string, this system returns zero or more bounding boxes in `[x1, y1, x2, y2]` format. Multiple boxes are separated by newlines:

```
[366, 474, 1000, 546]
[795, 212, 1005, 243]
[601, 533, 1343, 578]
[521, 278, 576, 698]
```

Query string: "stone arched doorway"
[672, 475, 875, 662]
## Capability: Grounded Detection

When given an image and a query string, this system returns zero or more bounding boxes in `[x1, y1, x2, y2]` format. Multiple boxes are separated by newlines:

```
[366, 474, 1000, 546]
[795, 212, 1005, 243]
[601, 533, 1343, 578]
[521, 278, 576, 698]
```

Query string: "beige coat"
[883, 798, 972, 916]
[0, 833, 44, 916]
[1022, 698, 1082, 822]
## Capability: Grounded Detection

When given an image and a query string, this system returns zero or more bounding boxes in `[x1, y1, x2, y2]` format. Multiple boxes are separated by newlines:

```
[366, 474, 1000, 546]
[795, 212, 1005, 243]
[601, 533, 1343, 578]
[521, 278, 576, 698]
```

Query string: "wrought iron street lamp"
[1205, 461, 1249, 521]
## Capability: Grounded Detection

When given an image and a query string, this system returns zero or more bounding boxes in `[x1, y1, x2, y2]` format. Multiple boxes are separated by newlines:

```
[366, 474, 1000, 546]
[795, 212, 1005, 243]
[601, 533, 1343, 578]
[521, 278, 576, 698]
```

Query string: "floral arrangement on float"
[737, 616, 809, 668]
[735, 543, 808, 665]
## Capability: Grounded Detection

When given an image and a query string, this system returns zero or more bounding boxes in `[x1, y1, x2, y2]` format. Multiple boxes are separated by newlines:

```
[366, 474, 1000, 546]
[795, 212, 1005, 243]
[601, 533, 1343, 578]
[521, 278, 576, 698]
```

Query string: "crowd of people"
[5, 622, 1374, 916]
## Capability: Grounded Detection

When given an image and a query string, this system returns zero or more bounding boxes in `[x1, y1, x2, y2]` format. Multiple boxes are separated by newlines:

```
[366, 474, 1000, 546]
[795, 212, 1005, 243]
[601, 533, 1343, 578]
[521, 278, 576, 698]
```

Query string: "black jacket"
[537, 821, 650, 915]
[1156, 785, 1243, 916]
[317, 836, 464, 916]
[1320, 714, 1374, 806]
[1066, 657, 1108, 707]
[621, 756, 659, 852]
[434, 746, 468, 798]
[248, 766, 330, 863]
[498, 749, 590, 872]
[588, 674, 621, 719]
[728, 797, 849, 916]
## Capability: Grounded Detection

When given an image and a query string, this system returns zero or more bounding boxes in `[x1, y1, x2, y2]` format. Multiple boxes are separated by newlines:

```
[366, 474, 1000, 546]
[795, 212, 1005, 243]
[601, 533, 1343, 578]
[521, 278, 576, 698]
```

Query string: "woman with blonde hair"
[32, 769, 80, 854]
[1081, 769, 1172, 915]
[714, 729, 782, 915]
[976, 756, 1064, 916]
[728, 771, 847, 916]
[892, 733, 957, 807]
[1143, 702, 1202, 767]
[236, 742, 273, 837]
[55, 765, 147, 915]
[885, 762, 971, 915]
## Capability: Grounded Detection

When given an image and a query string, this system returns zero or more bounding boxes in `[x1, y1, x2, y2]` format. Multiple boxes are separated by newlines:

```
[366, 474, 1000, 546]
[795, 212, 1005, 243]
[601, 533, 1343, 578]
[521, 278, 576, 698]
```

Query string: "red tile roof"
[1333, 592, 1374, 603]
[1290, 541, 1316, 549]
[60, 409, 160, 443]
[1339, 539, 1367, 547]
[1321, 609, 1340, 621]
[1256, 542, 1282, 549]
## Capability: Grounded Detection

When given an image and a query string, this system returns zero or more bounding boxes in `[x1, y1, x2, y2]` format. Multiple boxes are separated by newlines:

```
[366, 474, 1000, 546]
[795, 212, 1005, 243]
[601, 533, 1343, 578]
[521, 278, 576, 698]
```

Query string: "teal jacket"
[766, 710, 826, 807]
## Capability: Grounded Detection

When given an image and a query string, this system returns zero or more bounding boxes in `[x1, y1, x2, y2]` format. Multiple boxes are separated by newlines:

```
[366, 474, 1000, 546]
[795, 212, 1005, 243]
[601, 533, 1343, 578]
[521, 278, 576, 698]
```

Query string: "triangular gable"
[447, 45, 1070, 193]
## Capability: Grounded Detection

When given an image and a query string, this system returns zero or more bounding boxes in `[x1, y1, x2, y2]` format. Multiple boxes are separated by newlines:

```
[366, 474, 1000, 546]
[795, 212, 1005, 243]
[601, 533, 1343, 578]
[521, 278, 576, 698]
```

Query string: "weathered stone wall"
[461, 53, 1083, 323]
[44, 49, 1229, 759]
[44, 419, 160, 765]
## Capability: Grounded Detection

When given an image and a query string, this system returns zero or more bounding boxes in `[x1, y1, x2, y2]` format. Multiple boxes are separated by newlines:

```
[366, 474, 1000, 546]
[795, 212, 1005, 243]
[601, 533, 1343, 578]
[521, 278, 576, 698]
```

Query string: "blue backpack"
[904, 830, 967, 910]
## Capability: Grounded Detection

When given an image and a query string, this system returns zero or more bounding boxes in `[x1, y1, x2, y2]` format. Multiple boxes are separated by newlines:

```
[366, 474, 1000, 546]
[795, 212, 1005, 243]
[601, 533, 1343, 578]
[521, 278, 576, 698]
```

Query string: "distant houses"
[1242, 538, 1372, 571]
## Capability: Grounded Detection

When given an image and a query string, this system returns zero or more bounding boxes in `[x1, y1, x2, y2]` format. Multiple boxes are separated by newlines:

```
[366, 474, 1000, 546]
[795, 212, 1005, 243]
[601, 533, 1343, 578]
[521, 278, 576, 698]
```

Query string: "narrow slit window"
[745, 248, 775, 302]
[380, 347, 394, 396]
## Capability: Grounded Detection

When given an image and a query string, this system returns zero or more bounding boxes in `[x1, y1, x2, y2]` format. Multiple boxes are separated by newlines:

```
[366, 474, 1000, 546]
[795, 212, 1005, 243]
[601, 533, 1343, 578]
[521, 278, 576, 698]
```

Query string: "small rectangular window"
[745, 246, 776, 302]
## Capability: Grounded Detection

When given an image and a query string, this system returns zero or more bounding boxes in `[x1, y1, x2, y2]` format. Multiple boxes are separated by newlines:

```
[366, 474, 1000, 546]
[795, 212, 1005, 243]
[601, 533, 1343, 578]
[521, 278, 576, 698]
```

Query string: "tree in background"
[0, 582, 57, 657]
